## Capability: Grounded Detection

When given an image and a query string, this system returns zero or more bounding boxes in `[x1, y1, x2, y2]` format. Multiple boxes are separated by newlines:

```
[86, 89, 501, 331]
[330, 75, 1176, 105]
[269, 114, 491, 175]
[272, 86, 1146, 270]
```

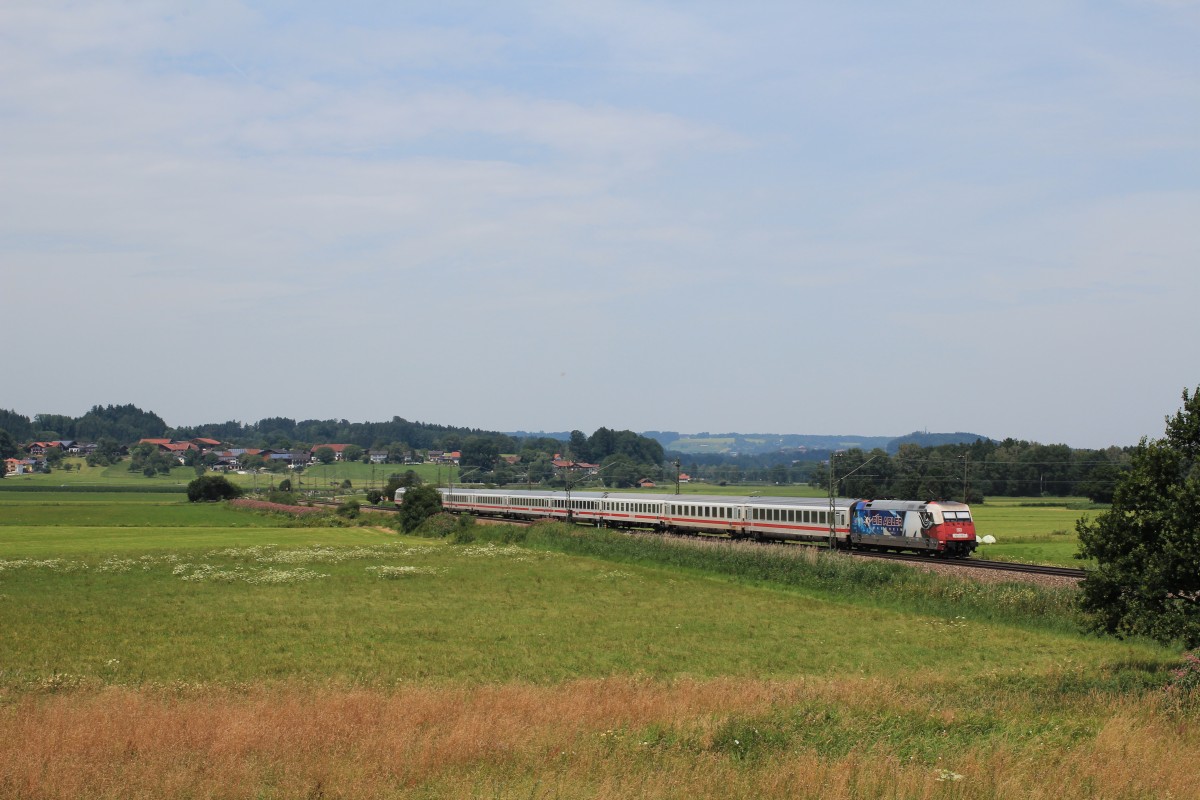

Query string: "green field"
[969, 497, 1097, 566]
[4, 488, 1186, 798]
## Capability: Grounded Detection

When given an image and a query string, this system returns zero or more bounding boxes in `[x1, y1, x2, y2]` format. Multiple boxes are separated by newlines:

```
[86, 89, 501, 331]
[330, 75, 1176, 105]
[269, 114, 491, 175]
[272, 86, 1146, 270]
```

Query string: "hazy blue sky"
[2, 1, 1197, 448]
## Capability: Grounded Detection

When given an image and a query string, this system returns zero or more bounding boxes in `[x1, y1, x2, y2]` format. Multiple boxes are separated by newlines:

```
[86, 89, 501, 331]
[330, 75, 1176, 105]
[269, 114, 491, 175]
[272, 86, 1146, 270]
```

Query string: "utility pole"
[960, 455, 969, 504]
[674, 459, 681, 494]
[827, 454, 837, 550]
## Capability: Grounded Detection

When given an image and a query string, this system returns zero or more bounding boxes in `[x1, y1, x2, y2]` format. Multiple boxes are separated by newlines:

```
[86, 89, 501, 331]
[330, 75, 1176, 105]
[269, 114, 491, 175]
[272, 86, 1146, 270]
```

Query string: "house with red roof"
[4, 458, 30, 476]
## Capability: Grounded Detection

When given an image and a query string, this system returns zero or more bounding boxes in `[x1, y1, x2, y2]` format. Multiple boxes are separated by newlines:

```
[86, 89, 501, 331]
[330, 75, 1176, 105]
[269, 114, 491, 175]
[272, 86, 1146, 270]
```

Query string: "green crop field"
[1, 488, 1192, 799]
[970, 497, 1099, 566]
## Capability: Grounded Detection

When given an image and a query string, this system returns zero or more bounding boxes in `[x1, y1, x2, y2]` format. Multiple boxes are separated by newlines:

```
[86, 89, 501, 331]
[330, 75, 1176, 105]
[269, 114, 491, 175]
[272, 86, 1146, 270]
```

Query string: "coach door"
[731, 505, 748, 537]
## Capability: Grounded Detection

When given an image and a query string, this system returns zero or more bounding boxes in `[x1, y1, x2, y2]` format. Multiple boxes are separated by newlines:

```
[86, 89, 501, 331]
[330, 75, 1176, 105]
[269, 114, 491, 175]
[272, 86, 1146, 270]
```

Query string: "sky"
[2, 1, 1198, 449]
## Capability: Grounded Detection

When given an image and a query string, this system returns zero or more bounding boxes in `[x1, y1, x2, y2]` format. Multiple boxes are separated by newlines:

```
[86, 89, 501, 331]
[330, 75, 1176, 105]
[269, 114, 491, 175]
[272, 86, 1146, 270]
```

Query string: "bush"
[412, 512, 465, 539]
[396, 484, 443, 533]
[365, 489, 383, 505]
[336, 499, 361, 518]
[186, 475, 244, 502]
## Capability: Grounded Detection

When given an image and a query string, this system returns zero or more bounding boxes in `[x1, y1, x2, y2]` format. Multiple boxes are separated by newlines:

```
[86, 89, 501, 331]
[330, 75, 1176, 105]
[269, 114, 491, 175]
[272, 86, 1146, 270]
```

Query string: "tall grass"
[2, 678, 1196, 800]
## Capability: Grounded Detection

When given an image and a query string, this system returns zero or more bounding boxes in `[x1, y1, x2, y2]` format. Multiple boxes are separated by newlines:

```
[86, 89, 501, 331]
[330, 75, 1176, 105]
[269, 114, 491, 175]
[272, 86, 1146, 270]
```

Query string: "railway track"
[846, 549, 1087, 579]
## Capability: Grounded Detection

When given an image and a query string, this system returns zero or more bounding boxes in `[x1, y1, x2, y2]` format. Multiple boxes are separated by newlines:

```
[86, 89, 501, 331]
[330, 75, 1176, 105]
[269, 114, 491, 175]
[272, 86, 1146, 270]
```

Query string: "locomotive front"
[924, 501, 977, 557]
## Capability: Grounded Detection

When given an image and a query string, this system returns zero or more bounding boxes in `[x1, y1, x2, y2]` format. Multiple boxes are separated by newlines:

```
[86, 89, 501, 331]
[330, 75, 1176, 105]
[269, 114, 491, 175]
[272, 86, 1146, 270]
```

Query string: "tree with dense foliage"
[240, 453, 266, 471]
[0, 428, 18, 461]
[383, 470, 422, 502]
[86, 437, 123, 467]
[599, 454, 638, 488]
[1077, 386, 1200, 647]
[460, 435, 500, 473]
[74, 404, 167, 442]
[127, 442, 176, 477]
[314, 446, 336, 465]
[187, 474, 244, 502]
[343, 444, 364, 463]
[397, 484, 443, 532]
[0, 410, 33, 441]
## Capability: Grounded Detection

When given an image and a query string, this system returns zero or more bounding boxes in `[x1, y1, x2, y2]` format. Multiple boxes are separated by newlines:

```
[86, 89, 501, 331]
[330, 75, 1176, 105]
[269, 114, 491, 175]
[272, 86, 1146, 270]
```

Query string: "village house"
[4, 458, 36, 476]
[310, 443, 352, 461]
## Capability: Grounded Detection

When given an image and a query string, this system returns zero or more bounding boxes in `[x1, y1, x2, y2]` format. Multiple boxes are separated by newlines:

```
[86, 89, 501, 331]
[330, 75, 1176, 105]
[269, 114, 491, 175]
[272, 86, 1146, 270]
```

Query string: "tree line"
[807, 439, 1132, 503]
[0, 404, 1131, 499]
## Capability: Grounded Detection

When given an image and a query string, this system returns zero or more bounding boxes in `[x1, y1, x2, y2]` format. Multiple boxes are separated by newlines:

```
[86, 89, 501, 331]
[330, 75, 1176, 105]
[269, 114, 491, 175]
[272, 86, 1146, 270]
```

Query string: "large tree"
[187, 474, 244, 502]
[0, 428, 19, 461]
[396, 484, 443, 533]
[460, 435, 499, 474]
[1077, 386, 1200, 647]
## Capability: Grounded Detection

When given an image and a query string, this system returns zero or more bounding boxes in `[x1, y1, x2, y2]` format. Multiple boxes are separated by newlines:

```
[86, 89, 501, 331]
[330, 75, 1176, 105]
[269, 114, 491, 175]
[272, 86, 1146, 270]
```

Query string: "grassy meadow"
[2, 485, 1196, 799]
[970, 497, 1097, 566]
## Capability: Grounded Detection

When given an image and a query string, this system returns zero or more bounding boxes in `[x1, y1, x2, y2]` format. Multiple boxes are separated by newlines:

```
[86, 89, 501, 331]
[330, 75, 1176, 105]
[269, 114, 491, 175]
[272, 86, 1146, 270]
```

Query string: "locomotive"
[406, 487, 978, 558]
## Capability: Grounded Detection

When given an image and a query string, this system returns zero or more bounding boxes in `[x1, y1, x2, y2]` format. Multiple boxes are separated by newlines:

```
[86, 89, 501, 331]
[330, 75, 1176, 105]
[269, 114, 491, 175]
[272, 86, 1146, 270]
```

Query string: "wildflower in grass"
[366, 565, 442, 579]
[459, 543, 557, 562]
[174, 564, 326, 584]
[1165, 651, 1200, 708]
[595, 570, 636, 581]
[0, 558, 89, 573]
[936, 769, 964, 782]
[261, 544, 423, 565]
[245, 568, 327, 585]
[96, 558, 136, 573]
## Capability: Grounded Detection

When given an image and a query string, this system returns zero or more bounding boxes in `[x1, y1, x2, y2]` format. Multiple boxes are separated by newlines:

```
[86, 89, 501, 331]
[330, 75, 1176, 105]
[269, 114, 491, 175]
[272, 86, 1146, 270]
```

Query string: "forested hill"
[640, 430, 990, 456]
[0, 406, 494, 450]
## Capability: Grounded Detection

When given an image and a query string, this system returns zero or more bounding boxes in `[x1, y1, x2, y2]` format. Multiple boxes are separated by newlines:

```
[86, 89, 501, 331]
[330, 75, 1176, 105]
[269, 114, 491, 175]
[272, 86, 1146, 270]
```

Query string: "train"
[400, 486, 978, 558]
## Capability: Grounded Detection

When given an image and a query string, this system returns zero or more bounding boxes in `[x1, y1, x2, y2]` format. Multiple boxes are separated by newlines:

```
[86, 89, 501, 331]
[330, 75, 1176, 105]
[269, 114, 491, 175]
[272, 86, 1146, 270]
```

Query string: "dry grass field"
[4, 678, 1198, 799]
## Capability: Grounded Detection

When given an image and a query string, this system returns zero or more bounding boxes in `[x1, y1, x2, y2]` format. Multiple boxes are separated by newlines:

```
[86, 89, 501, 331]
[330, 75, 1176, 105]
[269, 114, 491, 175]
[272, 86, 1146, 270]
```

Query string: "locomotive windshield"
[943, 510, 973, 522]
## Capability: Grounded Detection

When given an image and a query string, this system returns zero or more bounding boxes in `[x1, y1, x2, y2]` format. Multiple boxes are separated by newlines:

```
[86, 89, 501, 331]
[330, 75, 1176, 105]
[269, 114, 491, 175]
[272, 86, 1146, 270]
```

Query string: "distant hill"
[639, 430, 991, 456]
[888, 431, 992, 450]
